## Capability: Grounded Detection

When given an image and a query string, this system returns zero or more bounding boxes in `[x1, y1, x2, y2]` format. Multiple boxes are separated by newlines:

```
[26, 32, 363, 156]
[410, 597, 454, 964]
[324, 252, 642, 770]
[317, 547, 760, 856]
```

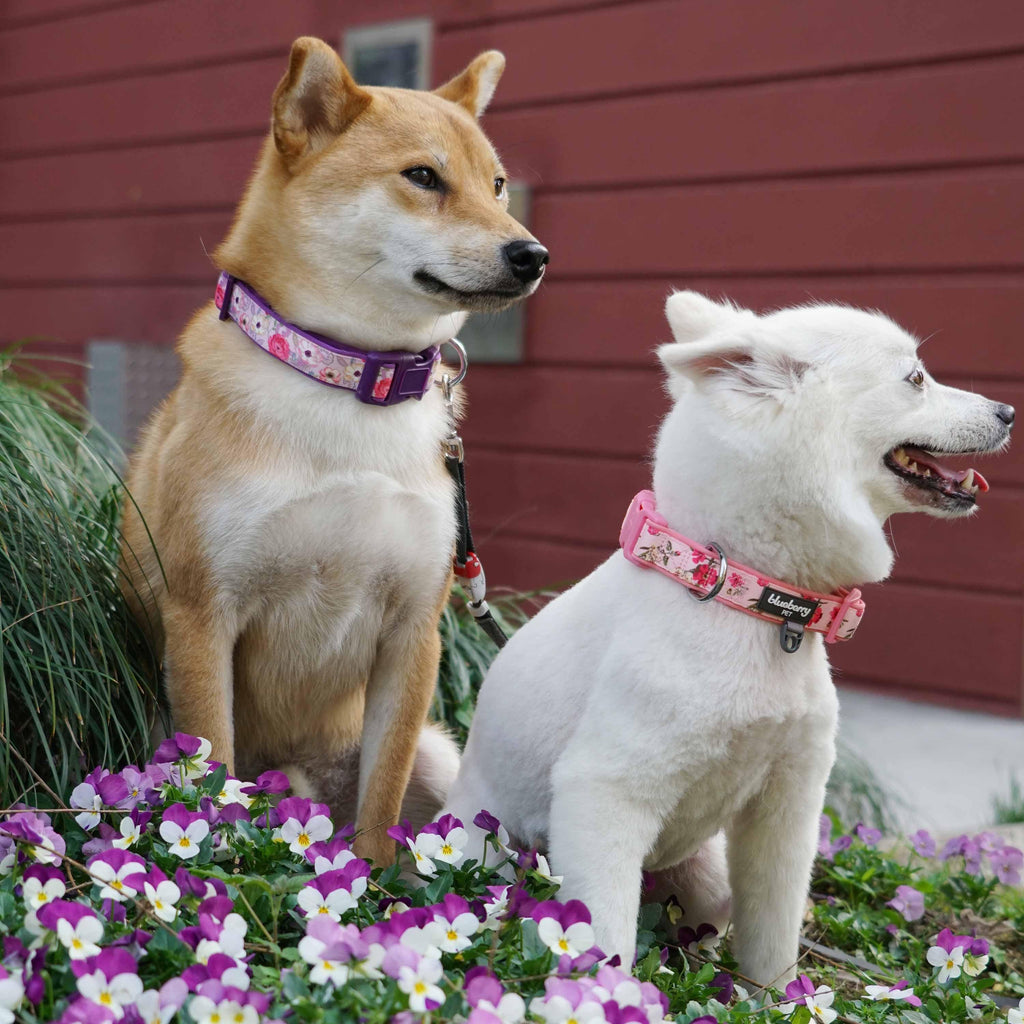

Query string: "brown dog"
[120, 36, 547, 864]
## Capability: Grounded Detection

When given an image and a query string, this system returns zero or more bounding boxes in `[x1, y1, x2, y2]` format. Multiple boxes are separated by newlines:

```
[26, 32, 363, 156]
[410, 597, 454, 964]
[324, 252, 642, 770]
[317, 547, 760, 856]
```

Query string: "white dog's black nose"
[996, 403, 1015, 428]
[504, 240, 549, 283]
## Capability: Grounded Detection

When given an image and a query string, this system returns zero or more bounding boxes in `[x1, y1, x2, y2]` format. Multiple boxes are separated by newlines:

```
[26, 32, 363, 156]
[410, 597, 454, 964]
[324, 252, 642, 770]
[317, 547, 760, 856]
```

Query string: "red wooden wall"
[2, 1, 1022, 715]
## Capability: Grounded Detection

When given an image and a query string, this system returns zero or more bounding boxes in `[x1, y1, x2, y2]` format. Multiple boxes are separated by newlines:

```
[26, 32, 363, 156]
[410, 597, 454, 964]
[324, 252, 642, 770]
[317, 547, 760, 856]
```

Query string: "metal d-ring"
[438, 338, 468, 392]
[688, 542, 728, 602]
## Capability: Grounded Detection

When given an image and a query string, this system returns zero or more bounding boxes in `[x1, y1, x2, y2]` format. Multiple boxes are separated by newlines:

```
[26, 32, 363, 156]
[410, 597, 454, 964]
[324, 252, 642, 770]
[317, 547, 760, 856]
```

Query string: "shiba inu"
[120, 36, 547, 866]
[445, 293, 1013, 983]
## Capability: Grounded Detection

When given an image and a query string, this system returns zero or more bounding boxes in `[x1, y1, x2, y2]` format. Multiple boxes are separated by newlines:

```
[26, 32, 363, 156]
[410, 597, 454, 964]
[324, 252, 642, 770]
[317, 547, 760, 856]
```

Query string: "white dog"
[445, 292, 1014, 985]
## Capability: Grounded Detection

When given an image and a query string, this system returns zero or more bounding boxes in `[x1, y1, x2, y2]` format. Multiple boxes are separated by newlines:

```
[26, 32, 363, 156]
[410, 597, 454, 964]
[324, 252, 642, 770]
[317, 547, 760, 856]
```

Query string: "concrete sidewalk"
[837, 688, 1024, 834]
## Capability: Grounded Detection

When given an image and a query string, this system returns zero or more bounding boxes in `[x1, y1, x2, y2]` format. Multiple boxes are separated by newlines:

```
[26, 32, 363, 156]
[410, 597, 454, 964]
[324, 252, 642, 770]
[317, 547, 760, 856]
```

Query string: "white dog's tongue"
[901, 445, 990, 493]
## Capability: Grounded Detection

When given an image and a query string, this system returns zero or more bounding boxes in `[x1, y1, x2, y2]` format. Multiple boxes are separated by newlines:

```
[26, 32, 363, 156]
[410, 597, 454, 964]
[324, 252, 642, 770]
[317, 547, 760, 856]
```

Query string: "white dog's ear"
[435, 51, 506, 118]
[658, 337, 808, 400]
[660, 292, 806, 399]
[664, 291, 750, 344]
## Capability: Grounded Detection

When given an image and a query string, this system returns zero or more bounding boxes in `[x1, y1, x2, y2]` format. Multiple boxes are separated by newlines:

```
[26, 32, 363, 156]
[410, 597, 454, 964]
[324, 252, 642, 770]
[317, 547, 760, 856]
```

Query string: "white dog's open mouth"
[883, 444, 989, 508]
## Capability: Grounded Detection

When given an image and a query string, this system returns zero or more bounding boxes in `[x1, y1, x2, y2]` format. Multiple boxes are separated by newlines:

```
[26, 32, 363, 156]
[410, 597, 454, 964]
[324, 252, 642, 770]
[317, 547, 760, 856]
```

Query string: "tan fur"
[120, 37, 542, 864]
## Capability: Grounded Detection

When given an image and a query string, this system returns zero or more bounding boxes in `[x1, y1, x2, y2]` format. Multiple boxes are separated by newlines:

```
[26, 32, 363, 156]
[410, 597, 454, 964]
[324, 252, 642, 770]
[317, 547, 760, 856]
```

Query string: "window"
[343, 19, 432, 90]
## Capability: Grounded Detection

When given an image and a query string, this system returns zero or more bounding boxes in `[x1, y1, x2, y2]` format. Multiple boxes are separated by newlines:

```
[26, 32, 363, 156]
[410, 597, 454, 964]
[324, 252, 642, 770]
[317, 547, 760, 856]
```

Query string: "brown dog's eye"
[494, 177, 506, 199]
[906, 367, 925, 388]
[403, 167, 439, 190]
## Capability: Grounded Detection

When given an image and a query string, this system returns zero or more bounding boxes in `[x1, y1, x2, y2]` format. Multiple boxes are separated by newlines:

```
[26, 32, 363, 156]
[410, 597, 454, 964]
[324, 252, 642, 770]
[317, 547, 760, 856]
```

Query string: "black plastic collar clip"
[780, 620, 805, 654]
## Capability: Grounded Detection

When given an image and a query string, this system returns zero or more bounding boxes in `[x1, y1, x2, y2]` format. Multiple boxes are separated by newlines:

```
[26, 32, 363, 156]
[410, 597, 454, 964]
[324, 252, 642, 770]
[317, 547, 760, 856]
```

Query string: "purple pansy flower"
[473, 809, 503, 833]
[158, 803, 210, 860]
[182, 952, 252, 992]
[816, 815, 851, 861]
[886, 884, 925, 922]
[781, 974, 836, 1023]
[532, 900, 596, 960]
[239, 770, 291, 797]
[152, 732, 206, 763]
[296, 861, 371, 920]
[0, 811, 65, 865]
[85, 849, 147, 902]
[909, 828, 936, 857]
[75, 947, 143, 1017]
[855, 823, 882, 847]
[989, 844, 1023, 886]
[940, 834, 983, 875]
[864, 979, 922, 1006]
[306, 835, 357, 875]
[710, 970, 734, 1003]
[70, 769, 129, 830]
[678, 922, 720, 955]
[275, 797, 332, 855]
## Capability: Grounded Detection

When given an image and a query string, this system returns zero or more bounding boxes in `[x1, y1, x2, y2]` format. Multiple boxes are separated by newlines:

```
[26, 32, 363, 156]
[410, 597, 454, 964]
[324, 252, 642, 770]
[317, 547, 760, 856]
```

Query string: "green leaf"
[636, 945, 662, 982]
[282, 971, 310, 1001]
[146, 927, 188, 954]
[900, 1011, 934, 1024]
[423, 872, 453, 904]
[945, 991, 966, 1020]
[638, 902, 662, 931]
[790, 1005, 812, 1024]
[202, 763, 228, 797]
[694, 962, 716, 984]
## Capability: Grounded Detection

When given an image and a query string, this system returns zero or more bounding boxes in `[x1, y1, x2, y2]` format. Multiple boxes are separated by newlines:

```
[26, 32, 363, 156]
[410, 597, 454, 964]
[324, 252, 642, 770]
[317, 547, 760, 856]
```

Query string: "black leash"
[440, 366, 508, 650]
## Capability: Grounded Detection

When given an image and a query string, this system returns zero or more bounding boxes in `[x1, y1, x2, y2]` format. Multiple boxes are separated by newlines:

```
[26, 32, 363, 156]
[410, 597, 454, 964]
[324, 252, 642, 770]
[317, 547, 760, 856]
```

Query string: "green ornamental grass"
[0, 355, 162, 806]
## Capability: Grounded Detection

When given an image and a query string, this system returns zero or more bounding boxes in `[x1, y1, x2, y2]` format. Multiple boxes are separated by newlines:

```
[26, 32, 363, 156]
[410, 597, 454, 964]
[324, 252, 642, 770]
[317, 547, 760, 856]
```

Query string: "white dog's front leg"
[548, 772, 665, 967]
[726, 740, 833, 989]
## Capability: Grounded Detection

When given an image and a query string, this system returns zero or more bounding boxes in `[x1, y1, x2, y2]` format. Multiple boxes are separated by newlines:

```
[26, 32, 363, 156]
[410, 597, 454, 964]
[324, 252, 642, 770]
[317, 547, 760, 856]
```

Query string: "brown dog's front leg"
[161, 600, 238, 773]
[352, 624, 441, 866]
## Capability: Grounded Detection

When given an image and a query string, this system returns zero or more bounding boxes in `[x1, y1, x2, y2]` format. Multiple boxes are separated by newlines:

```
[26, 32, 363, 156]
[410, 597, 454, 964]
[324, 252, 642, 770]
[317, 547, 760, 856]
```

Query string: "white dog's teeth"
[894, 449, 910, 466]
[963, 469, 975, 490]
[908, 460, 919, 473]
[921, 468, 931, 477]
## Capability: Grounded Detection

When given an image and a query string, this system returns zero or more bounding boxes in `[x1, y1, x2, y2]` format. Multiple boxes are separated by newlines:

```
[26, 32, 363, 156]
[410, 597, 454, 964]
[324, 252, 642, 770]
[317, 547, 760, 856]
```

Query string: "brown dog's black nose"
[504, 240, 549, 283]
[996, 403, 1015, 428]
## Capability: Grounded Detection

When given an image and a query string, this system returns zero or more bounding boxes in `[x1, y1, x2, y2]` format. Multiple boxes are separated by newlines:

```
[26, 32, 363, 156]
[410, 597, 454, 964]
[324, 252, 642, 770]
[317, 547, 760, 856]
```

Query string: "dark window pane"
[352, 42, 420, 88]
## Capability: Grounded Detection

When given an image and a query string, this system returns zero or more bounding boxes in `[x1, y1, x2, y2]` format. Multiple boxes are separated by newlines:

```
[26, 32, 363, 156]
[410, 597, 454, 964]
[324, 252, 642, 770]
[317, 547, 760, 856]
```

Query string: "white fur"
[446, 293, 1013, 985]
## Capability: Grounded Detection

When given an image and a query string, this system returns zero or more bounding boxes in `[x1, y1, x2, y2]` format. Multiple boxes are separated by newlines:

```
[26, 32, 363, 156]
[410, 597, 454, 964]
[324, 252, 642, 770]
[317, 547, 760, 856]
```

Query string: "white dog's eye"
[906, 367, 926, 388]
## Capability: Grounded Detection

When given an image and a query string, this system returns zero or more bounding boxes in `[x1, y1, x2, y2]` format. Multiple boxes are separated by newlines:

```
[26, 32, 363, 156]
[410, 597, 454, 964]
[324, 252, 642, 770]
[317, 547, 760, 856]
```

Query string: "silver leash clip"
[439, 339, 467, 463]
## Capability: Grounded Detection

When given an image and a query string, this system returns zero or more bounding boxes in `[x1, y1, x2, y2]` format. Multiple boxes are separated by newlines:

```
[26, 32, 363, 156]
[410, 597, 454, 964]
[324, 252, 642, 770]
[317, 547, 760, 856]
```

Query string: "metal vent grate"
[87, 340, 180, 456]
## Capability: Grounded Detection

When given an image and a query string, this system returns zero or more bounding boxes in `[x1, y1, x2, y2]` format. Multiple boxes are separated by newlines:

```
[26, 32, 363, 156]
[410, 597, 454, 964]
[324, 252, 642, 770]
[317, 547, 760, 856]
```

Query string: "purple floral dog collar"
[215, 272, 440, 406]
[620, 490, 865, 652]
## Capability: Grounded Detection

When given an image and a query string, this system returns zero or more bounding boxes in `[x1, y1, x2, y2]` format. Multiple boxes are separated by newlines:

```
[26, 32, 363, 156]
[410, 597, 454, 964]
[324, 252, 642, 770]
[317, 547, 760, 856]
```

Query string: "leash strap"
[442, 383, 508, 650]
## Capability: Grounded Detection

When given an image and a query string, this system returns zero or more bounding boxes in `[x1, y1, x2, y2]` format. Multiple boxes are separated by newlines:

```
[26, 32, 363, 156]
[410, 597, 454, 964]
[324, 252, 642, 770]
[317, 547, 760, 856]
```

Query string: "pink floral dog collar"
[215, 272, 440, 406]
[620, 490, 865, 652]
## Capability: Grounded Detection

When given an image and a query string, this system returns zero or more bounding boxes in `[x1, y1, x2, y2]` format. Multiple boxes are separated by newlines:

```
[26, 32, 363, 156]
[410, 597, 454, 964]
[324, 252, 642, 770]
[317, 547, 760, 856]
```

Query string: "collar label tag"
[755, 586, 820, 624]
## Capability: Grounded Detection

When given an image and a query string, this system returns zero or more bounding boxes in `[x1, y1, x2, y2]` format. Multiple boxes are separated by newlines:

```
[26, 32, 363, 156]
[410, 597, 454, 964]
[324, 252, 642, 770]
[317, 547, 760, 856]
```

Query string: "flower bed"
[1, 737, 1022, 1024]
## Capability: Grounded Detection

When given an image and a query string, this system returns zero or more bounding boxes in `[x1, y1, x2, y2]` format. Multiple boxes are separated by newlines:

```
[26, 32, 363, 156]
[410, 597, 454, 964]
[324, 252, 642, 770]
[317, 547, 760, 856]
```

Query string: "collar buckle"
[356, 348, 438, 406]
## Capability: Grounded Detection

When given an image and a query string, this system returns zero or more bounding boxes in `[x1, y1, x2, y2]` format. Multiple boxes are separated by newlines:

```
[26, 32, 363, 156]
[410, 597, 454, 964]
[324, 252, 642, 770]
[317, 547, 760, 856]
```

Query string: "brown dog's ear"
[434, 51, 505, 118]
[272, 37, 371, 166]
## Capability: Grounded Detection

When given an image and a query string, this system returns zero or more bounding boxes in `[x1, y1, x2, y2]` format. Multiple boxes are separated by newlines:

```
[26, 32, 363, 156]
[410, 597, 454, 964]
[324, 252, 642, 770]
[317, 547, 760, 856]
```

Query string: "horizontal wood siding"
[2, 0, 1021, 714]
